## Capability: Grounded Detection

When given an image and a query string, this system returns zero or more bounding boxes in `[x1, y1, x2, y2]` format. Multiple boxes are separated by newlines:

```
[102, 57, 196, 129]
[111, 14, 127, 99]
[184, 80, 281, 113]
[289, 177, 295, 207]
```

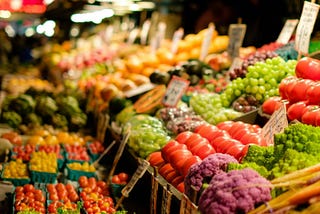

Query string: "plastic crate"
[66, 164, 96, 181]
[1, 163, 30, 186]
[30, 170, 58, 184]
[110, 182, 125, 198]
[86, 142, 101, 162]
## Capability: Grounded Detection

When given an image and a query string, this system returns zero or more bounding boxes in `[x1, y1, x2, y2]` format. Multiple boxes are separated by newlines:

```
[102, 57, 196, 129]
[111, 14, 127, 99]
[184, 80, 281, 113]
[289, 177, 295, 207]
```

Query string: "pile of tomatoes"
[14, 184, 46, 214]
[78, 176, 116, 214]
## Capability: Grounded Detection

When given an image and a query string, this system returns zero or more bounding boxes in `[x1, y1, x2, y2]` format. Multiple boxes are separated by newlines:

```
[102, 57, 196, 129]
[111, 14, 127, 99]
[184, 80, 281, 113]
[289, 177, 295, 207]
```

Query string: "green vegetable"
[115, 105, 136, 126]
[9, 94, 36, 116]
[241, 144, 275, 170]
[51, 113, 68, 129]
[1, 111, 22, 128]
[227, 162, 269, 178]
[56, 95, 82, 116]
[69, 112, 87, 130]
[35, 96, 58, 117]
[24, 113, 42, 125]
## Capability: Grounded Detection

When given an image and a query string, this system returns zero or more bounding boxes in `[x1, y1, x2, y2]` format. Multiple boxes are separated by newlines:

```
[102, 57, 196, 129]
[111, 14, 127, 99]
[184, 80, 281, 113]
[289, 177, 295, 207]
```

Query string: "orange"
[126, 56, 144, 74]
[156, 49, 175, 65]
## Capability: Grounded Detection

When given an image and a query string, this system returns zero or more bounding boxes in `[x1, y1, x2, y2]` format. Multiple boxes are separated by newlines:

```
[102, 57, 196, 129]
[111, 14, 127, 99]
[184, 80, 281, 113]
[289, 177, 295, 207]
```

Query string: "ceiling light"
[71, 8, 114, 23]
[138, 1, 155, 9]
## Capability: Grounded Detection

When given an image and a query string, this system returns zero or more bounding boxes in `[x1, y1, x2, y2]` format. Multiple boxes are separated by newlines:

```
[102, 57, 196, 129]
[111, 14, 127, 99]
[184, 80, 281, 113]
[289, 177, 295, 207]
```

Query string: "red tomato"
[23, 184, 35, 193]
[210, 136, 236, 153]
[287, 79, 311, 103]
[279, 76, 296, 99]
[225, 144, 245, 161]
[287, 101, 308, 121]
[307, 82, 320, 105]
[240, 133, 262, 145]
[261, 96, 284, 115]
[164, 170, 179, 183]
[171, 175, 184, 187]
[168, 149, 193, 166]
[161, 140, 187, 162]
[88, 177, 97, 189]
[118, 172, 129, 182]
[158, 163, 175, 178]
[216, 121, 234, 132]
[78, 176, 89, 188]
[232, 128, 251, 141]
[176, 182, 185, 193]
[148, 151, 165, 167]
[190, 141, 215, 159]
[301, 106, 320, 126]
[228, 121, 250, 137]
[296, 57, 320, 80]
[111, 175, 121, 184]
[194, 124, 219, 142]
[181, 155, 201, 177]
[175, 131, 194, 144]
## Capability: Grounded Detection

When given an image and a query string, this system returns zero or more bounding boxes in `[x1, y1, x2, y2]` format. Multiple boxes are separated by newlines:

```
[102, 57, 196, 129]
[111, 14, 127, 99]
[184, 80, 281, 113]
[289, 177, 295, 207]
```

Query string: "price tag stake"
[261, 104, 288, 145]
[162, 76, 190, 107]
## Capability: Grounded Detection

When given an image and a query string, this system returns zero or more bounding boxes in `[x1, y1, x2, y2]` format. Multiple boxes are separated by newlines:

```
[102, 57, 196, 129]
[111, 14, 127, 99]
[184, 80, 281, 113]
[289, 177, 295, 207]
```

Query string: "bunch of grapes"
[189, 93, 242, 124]
[220, 56, 297, 108]
[229, 51, 278, 80]
[232, 95, 259, 113]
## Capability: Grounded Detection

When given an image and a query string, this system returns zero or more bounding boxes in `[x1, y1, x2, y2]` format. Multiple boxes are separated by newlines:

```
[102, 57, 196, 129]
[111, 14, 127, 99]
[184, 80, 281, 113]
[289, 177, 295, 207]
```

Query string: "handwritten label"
[228, 57, 244, 73]
[140, 20, 151, 45]
[104, 25, 114, 44]
[171, 28, 184, 54]
[127, 28, 140, 45]
[162, 76, 190, 107]
[295, 1, 319, 55]
[121, 159, 150, 197]
[179, 194, 198, 214]
[276, 19, 299, 44]
[199, 23, 215, 61]
[227, 24, 247, 59]
[262, 104, 288, 145]
[161, 185, 172, 214]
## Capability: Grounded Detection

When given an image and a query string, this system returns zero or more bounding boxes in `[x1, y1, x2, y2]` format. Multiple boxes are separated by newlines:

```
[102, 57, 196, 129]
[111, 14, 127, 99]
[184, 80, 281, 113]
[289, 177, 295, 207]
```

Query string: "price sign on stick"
[162, 76, 190, 107]
[96, 113, 110, 143]
[108, 127, 131, 180]
[295, 1, 319, 55]
[199, 23, 215, 61]
[171, 28, 184, 54]
[227, 24, 247, 59]
[161, 184, 173, 214]
[121, 159, 150, 197]
[262, 104, 288, 146]
[276, 19, 299, 44]
[228, 57, 244, 73]
[140, 20, 151, 45]
[127, 28, 140, 45]
[179, 194, 198, 214]
[115, 159, 150, 210]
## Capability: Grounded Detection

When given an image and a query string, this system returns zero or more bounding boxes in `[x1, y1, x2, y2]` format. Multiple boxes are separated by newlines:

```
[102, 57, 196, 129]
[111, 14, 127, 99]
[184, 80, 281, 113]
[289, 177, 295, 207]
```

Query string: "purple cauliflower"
[184, 153, 238, 198]
[198, 168, 272, 214]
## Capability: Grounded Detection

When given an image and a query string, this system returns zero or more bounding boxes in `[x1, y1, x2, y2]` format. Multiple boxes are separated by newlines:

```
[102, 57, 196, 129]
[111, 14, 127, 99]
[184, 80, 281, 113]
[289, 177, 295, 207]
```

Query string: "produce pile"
[1, 88, 87, 131]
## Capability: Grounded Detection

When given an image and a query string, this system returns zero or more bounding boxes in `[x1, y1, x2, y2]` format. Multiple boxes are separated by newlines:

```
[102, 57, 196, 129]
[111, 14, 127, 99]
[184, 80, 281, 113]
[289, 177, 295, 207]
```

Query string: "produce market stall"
[0, 1, 320, 214]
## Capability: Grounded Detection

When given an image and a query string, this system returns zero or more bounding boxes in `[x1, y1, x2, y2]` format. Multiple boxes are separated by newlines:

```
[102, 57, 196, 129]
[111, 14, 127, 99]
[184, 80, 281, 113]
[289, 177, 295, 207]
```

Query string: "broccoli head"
[198, 168, 272, 214]
[241, 144, 275, 170]
[184, 153, 238, 198]
[1, 111, 22, 128]
[227, 162, 269, 178]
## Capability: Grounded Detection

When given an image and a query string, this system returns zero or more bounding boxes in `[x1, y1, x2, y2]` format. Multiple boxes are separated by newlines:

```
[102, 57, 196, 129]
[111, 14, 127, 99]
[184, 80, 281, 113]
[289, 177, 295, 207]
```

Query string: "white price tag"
[261, 104, 288, 146]
[127, 28, 140, 45]
[171, 28, 184, 54]
[227, 24, 247, 59]
[162, 76, 190, 107]
[295, 1, 319, 55]
[199, 23, 215, 61]
[276, 19, 299, 44]
[140, 20, 151, 45]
